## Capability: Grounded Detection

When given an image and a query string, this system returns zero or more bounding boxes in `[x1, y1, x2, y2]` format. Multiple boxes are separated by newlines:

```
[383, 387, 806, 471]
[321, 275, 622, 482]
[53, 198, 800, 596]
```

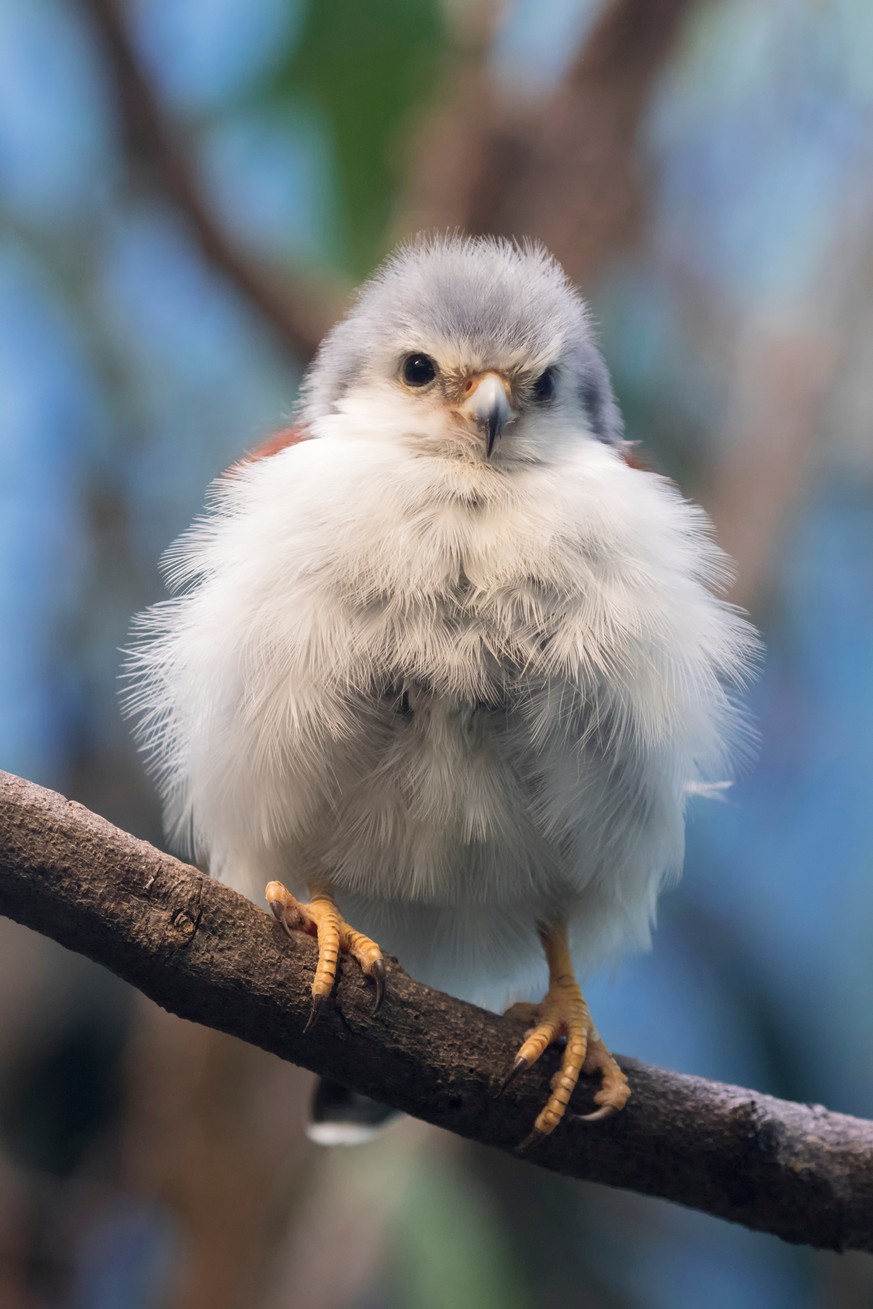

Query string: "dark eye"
[401, 353, 437, 387]
[532, 367, 556, 402]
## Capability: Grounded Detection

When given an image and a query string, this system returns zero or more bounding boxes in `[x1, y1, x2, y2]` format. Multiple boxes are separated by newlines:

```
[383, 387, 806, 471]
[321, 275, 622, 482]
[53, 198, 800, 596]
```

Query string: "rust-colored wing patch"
[231, 426, 651, 476]
[226, 421, 310, 476]
[617, 441, 650, 472]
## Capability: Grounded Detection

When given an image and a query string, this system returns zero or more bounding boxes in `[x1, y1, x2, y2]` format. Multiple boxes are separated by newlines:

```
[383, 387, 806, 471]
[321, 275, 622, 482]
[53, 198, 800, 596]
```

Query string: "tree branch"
[79, 0, 345, 363]
[1, 770, 871, 1254]
[401, 0, 696, 283]
[82, 0, 696, 365]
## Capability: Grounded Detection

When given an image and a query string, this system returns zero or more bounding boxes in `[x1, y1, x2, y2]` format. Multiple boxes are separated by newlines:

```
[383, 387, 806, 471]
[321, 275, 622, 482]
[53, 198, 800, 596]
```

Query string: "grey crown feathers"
[298, 235, 624, 447]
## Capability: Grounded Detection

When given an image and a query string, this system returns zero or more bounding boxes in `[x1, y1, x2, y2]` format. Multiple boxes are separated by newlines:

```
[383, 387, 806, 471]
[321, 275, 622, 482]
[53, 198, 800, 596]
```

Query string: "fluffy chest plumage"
[233, 442, 670, 904]
[286, 485, 585, 899]
[296, 445, 607, 716]
[133, 423, 752, 972]
[351, 554, 559, 710]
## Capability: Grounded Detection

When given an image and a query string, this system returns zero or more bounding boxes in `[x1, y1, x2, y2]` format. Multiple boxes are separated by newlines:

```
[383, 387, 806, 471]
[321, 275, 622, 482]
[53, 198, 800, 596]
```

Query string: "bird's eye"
[401, 353, 437, 388]
[532, 367, 556, 402]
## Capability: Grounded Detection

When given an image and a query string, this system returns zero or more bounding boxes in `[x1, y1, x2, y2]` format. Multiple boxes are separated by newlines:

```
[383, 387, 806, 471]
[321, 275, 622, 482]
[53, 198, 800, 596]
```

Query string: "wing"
[617, 440, 651, 473]
[226, 420, 311, 474]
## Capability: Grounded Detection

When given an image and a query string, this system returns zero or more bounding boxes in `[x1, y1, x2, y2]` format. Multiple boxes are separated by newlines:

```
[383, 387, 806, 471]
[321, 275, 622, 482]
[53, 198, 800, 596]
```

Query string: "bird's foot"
[265, 882, 385, 1030]
[501, 975, 629, 1148]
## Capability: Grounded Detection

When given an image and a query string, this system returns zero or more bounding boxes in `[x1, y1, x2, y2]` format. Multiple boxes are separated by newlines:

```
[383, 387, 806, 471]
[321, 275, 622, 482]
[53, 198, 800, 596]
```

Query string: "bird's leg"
[502, 921, 630, 1147]
[265, 881, 385, 1030]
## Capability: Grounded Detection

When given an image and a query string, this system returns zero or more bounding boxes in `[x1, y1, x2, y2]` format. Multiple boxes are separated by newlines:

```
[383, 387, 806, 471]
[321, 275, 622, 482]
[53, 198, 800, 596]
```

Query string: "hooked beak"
[460, 372, 514, 457]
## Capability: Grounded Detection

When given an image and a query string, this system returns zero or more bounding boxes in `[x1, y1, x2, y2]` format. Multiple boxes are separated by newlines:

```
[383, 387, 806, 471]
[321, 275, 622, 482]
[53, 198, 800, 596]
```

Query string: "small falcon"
[127, 235, 757, 1145]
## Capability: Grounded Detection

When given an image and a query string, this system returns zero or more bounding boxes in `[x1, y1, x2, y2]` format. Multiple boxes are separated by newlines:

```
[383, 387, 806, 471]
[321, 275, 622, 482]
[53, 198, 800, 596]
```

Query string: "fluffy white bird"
[127, 235, 757, 1146]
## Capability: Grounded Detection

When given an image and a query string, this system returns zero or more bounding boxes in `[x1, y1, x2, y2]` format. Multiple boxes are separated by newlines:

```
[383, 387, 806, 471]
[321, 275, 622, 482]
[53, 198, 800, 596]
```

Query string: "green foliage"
[389, 1150, 532, 1309]
[263, 0, 446, 276]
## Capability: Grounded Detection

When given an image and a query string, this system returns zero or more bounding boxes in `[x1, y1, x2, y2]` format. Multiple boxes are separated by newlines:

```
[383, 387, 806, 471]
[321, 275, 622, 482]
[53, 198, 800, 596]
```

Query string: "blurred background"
[2, 0, 873, 1304]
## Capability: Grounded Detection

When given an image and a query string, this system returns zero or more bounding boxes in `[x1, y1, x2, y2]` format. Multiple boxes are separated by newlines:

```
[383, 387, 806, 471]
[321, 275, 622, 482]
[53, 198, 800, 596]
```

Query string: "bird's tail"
[305, 1076, 402, 1146]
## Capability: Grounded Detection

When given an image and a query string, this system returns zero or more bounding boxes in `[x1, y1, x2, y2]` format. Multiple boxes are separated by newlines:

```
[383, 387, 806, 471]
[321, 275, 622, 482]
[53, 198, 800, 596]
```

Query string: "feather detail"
[618, 440, 651, 472]
[125, 405, 759, 1007]
[228, 421, 311, 474]
[124, 235, 760, 1011]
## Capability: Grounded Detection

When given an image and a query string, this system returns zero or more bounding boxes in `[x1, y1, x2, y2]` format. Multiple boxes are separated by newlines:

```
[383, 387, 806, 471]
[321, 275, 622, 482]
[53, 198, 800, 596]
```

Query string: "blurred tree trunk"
[401, 0, 696, 282]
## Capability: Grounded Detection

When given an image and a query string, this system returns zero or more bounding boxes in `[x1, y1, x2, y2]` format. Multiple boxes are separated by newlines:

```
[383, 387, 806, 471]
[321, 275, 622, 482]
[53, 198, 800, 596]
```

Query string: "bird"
[126, 234, 758, 1147]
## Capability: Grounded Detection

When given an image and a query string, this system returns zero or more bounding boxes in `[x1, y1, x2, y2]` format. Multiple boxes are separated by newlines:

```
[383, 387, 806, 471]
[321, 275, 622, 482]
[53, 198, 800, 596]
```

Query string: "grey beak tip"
[464, 373, 510, 457]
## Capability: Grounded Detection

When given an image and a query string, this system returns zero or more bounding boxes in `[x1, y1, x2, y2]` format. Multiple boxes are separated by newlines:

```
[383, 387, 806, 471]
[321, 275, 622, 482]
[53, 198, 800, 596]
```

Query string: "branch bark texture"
[1, 771, 871, 1254]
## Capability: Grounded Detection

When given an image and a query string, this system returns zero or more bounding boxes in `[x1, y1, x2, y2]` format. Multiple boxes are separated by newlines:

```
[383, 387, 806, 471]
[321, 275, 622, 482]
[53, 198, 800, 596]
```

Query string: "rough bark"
[1, 771, 871, 1254]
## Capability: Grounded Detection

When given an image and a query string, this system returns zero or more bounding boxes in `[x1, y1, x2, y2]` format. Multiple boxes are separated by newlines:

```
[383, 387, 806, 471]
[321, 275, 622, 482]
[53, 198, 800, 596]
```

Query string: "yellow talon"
[503, 923, 630, 1146]
[265, 882, 385, 1025]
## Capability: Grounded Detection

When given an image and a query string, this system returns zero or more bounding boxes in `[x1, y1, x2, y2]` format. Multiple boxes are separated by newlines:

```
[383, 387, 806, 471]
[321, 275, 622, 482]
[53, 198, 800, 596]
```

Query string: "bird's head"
[300, 235, 622, 463]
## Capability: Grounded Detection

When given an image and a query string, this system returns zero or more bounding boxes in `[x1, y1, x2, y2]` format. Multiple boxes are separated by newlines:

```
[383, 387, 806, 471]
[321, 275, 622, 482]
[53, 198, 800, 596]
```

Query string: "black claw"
[304, 993, 327, 1034]
[517, 1126, 546, 1153]
[496, 1054, 529, 1098]
[370, 957, 386, 1013]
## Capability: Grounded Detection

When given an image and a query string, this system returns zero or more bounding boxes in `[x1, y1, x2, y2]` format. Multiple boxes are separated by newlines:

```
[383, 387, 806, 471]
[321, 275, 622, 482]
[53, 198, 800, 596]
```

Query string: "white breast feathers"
[126, 413, 757, 1000]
